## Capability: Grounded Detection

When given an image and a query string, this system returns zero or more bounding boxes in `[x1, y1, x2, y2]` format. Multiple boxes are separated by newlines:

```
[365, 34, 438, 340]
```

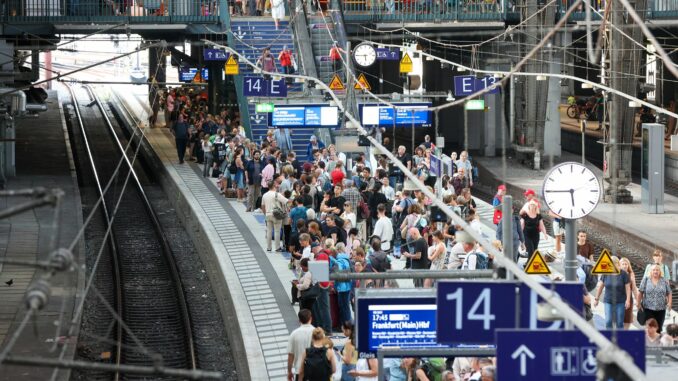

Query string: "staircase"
[229, 18, 307, 154]
[307, 15, 337, 84]
[230, 19, 303, 90]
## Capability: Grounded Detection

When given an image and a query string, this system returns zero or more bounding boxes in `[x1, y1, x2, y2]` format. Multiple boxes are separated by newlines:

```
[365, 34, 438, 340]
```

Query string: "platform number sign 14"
[243, 76, 287, 97]
[437, 282, 515, 344]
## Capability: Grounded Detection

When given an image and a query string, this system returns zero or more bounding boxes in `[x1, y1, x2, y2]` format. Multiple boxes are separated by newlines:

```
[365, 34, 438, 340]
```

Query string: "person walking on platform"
[245, 150, 264, 212]
[520, 201, 545, 257]
[638, 264, 672, 333]
[594, 256, 631, 330]
[172, 114, 189, 164]
[262, 180, 288, 252]
[287, 309, 314, 381]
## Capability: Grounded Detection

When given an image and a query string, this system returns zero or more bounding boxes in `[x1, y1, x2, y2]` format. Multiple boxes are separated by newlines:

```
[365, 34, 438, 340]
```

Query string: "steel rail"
[64, 83, 125, 380]
[85, 85, 198, 370]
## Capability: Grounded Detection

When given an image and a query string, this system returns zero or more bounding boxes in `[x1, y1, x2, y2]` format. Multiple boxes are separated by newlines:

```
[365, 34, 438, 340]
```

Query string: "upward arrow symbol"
[511, 345, 535, 377]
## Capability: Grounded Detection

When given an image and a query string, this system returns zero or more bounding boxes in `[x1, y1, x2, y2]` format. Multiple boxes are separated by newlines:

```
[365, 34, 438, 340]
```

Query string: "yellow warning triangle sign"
[328, 74, 345, 90]
[225, 55, 239, 75]
[524, 250, 551, 275]
[192, 70, 203, 83]
[354, 73, 371, 91]
[400, 52, 413, 73]
[592, 248, 619, 275]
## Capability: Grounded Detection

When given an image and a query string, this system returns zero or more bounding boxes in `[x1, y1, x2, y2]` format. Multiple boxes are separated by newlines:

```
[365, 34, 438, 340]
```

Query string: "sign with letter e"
[496, 329, 644, 380]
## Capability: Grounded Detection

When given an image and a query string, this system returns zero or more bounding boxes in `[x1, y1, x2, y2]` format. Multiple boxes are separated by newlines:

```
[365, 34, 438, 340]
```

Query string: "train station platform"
[0, 91, 84, 380]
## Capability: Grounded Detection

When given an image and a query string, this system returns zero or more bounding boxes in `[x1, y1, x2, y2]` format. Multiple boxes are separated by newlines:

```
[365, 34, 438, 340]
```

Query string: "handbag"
[299, 282, 321, 301]
[636, 307, 647, 325]
[584, 303, 593, 321]
[272, 192, 288, 220]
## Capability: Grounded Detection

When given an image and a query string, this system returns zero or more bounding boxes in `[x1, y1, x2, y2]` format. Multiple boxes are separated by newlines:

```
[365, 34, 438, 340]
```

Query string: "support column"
[207, 61, 224, 115]
[543, 49, 562, 157]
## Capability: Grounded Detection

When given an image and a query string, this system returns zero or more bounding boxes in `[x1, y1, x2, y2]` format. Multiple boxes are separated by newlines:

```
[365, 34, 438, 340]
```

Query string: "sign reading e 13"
[454, 75, 500, 96]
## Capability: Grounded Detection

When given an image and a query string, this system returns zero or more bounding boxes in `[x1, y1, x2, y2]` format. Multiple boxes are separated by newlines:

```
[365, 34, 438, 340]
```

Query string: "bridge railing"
[341, 0, 507, 23]
[565, 0, 678, 21]
[3, 0, 220, 23]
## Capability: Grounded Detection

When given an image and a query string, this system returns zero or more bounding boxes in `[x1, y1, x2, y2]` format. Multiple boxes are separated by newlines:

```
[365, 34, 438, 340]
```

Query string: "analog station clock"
[542, 162, 601, 219]
[353, 43, 377, 68]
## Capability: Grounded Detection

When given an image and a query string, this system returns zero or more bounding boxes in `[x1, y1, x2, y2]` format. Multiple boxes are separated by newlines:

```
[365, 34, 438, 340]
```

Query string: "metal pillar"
[606, 0, 646, 203]
[564, 219, 577, 281]
[501, 195, 514, 280]
[207, 61, 223, 115]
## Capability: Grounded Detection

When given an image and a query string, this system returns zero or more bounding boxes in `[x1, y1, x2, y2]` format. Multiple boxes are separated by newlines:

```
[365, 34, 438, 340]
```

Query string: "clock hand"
[570, 190, 575, 207]
[544, 190, 572, 193]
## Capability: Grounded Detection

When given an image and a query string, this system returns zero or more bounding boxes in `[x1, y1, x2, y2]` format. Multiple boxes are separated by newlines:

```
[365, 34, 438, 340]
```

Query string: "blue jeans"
[337, 291, 352, 326]
[604, 302, 625, 329]
[341, 364, 356, 381]
[312, 287, 332, 334]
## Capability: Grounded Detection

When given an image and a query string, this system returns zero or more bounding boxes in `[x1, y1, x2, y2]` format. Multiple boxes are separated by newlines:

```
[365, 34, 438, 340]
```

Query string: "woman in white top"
[270, 0, 285, 29]
[201, 134, 213, 178]
[341, 202, 357, 233]
[424, 230, 446, 288]
[348, 358, 378, 380]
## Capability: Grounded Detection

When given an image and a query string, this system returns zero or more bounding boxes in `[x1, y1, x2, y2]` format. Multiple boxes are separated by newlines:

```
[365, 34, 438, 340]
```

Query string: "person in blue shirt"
[289, 197, 308, 235]
[172, 114, 190, 164]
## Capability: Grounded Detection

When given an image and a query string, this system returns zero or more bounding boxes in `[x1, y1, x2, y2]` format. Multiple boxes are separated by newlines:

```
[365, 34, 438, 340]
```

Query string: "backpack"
[358, 198, 371, 220]
[463, 251, 489, 270]
[303, 346, 331, 381]
[582, 263, 598, 292]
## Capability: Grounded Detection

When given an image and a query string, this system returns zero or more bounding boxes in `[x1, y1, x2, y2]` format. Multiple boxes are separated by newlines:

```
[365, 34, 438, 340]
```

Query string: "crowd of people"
[163, 96, 675, 379]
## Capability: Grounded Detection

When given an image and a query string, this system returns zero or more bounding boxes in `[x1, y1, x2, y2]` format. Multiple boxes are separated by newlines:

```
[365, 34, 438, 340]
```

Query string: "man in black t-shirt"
[401, 227, 430, 287]
[389, 145, 412, 187]
[322, 214, 346, 244]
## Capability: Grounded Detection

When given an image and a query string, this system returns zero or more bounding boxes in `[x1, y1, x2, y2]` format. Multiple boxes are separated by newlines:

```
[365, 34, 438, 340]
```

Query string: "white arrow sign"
[234, 26, 247, 39]
[511, 344, 535, 376]
[250, 114, 265, 124]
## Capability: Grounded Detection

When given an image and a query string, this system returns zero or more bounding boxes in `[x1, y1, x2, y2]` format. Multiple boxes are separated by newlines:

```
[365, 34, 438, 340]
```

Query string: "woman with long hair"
[619, 257, 639, 329]
[298, 328, 337, 381]
[424, 230, 446, 288]
[341, 322, 358, 381]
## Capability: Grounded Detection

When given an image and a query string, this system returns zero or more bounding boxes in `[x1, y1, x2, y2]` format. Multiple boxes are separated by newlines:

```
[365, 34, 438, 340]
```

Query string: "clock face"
[353, 43, 377, 67]
[542, 162, 601, 219]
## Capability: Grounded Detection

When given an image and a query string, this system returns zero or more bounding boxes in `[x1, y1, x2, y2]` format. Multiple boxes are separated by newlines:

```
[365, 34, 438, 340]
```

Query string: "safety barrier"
[565, 0, 678, 21]
[341, 0, 506, 22]
[2, 0, 219, 23]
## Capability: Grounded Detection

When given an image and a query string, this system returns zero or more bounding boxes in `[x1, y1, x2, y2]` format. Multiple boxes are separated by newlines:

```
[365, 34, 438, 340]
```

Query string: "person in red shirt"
[278, 46, 293, 75]
[328, 42, 345, 74]
[330, 161, 345, 186]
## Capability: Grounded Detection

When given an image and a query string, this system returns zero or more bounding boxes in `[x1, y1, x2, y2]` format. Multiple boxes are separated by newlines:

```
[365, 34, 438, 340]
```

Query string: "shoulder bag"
[299, 282, 321, 302]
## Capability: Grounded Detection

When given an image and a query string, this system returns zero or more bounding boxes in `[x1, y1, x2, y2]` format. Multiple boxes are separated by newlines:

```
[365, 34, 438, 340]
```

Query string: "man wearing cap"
[492, 185, 506, 225]
[306, 135, 325, 162]
[519, 188, 541, 215]
[447, 230, 476, 270]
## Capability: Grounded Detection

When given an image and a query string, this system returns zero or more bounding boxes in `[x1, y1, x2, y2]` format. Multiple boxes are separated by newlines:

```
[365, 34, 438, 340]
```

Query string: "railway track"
[63, 83, 196, 380]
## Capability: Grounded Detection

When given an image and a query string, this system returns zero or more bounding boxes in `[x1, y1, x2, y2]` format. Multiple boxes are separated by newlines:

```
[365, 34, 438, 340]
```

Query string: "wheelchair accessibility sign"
[550, 347, 597, 376]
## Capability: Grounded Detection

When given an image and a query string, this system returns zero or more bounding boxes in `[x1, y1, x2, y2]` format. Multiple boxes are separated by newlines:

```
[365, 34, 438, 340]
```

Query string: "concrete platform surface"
[0, 91, 84, 380]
